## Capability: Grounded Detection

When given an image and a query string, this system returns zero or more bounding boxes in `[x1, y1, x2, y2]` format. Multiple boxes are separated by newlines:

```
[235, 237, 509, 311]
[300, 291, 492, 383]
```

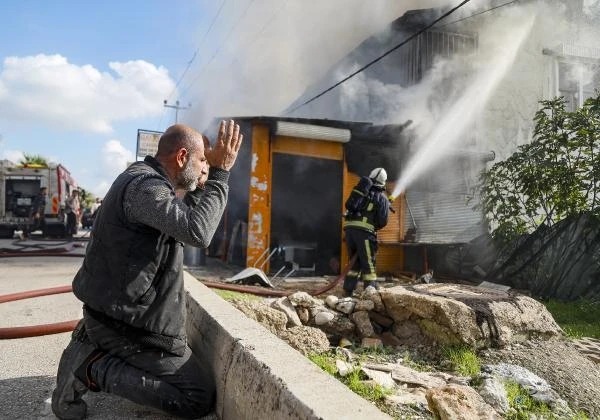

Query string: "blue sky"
[0, 0, 461, 197]
[0, 1, 221, 196]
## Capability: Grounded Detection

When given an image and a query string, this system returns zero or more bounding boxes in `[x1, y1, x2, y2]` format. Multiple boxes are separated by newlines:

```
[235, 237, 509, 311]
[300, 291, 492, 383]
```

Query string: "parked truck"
[0, 159, 79, 238]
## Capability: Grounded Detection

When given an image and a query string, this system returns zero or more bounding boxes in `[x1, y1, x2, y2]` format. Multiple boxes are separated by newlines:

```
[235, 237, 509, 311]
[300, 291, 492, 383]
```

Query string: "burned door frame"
[246, 124, 347, 274]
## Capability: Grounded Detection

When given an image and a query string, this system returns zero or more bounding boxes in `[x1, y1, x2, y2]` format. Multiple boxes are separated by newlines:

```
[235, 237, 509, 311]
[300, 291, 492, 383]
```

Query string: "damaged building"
[208, 1, 600, 281]
[208, 116, 492, 279]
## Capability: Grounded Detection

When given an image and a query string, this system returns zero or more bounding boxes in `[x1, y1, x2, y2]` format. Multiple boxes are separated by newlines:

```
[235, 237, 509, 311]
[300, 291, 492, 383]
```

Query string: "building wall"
[472, 4, 600, 161]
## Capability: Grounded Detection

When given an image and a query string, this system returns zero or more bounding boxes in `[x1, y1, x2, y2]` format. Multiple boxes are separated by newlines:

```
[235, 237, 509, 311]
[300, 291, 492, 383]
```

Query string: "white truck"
[0, 159, 79, 238]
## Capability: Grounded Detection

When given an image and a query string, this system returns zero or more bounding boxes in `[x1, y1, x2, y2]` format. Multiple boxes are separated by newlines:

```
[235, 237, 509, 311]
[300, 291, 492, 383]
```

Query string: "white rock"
[314, 311, 335, 325]
[325, 295, 339, 309]
[336, 298, 356, 314]
[336, 359, 352, 377]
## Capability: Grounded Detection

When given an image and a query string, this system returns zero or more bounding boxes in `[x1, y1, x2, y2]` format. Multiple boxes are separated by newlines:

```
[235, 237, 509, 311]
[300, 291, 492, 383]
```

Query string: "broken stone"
[271, 297, 302, 327]
[476, 376, 509, 414]
[363, 286, 385, 313]
[336, 359, 352, 377]
[288, 291, 321, 308]
[296, 307, 310, 324]
[354, 299, 375, 312]
[350, 310, 375, 338]
[380, 284, 562, 349]
[392, 321, 422, 340]
[325, 295, 338, 309]
[361, 337, 383, 348]
[277, 325, 330, 355]
[362, 363, 394, 373]
[314, 310, 335, 326]
[482, 363, 560, 405]
[335, 298, 356, 314]
[320, 314, 356, 337]
[386, 388, 429, 411]
[229, 299, 287, 334]
[391, 364, 446, 389]
[368, 311, 394, 328]
[381, 331, 403, 348]
[361, 367, 397, 389]
[426, 385, 502, 420]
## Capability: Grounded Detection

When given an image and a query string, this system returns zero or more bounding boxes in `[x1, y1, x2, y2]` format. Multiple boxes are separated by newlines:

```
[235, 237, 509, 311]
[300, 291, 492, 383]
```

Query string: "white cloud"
[91, 139, 134, 195]
[100, 139, 135, 178]
[0, 54, 175, 133]
[0, 149, 24, 163]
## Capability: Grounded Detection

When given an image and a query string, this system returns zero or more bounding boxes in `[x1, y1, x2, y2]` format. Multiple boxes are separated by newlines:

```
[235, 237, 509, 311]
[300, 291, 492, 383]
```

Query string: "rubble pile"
[228, 283, 579, 419]
[261, 284, 563, 351]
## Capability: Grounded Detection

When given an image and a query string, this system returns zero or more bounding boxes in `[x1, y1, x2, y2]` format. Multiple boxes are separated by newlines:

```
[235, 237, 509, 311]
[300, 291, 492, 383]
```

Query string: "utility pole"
[163, 100, 191, 123]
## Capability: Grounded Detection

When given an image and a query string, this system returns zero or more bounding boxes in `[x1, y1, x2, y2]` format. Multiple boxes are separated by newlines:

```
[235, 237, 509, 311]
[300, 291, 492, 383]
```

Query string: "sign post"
[136, 129, 163, 161]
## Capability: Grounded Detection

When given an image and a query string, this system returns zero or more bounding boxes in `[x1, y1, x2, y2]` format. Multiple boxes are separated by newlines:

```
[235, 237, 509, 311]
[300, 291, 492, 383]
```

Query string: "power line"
[167, 0, 228, 100]
[438, 0, 520, 28]
[156, 0, 227, 131]
[284, 0, 474, 115]
[179, 0, 256, 99]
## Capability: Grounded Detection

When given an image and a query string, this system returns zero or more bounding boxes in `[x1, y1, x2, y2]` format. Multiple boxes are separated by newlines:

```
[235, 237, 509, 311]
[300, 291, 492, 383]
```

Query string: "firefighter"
[343, 167, 390, 296]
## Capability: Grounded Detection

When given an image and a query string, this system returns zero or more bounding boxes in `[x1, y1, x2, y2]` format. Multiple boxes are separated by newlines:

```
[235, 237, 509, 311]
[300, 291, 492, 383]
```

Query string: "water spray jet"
[390, 14, 536, 200]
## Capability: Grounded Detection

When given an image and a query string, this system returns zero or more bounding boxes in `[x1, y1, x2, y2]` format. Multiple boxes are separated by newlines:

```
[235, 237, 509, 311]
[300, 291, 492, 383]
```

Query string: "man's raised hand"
[206, 120, 243, 171]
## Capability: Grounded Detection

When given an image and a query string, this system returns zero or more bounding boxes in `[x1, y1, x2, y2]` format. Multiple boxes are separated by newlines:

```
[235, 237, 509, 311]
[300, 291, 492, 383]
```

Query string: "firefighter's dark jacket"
[73, 156, 229, 356]
[343, 186, 390, 233]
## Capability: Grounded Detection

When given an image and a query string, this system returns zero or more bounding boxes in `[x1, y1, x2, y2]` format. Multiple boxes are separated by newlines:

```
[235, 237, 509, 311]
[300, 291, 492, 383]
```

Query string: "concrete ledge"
[184, 272, 391, 420]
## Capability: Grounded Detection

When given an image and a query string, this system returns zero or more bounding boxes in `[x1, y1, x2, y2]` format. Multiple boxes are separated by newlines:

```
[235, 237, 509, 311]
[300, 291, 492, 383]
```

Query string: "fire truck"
[0, 159, 79, 238]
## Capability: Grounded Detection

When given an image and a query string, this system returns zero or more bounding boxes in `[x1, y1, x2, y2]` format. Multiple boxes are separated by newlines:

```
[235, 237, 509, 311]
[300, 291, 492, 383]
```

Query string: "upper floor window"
[549, 43, 600, 111]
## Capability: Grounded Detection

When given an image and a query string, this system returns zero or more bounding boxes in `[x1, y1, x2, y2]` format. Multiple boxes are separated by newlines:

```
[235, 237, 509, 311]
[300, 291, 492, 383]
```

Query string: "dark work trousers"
[343, 228, 378, 295]
[83, 315, 215, 419]
[66, 211, 77, 236]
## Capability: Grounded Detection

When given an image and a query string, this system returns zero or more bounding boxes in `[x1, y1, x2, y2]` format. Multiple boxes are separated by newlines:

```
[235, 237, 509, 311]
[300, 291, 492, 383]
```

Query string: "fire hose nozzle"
[388, 195, 396, 213]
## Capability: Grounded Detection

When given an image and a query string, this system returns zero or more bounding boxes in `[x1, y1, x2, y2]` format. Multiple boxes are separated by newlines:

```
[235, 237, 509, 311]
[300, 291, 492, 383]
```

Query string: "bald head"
[156, 124, 203, 158]
[154, 124, 209, 191]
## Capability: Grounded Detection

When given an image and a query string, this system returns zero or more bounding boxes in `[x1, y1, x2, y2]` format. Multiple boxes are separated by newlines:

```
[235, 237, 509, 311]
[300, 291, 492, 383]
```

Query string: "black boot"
[52, 321, 104, 420]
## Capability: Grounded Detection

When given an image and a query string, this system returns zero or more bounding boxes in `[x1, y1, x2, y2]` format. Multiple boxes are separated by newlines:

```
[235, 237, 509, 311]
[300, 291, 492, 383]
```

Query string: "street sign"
[136, 129, 163, 160]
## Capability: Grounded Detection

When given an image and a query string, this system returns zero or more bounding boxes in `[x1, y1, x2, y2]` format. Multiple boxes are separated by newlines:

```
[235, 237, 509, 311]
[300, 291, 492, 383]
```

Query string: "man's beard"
[176, 157, 198, 192]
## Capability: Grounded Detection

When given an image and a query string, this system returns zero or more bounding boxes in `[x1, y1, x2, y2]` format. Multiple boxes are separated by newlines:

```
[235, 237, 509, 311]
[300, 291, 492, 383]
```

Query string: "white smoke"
[179, 0, 457, 130]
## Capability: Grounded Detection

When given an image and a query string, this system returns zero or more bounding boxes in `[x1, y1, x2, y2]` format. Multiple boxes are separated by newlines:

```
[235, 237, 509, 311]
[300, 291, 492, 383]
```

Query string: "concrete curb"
[184, 272, 391, 420]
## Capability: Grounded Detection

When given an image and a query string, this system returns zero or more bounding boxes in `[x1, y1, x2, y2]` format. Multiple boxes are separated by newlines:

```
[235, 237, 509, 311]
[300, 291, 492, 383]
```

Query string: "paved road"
[0, 236, 177, 419]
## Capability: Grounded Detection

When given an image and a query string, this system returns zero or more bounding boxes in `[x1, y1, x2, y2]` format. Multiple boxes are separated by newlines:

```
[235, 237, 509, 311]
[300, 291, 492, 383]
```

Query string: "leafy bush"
[479, 94, 600, 242]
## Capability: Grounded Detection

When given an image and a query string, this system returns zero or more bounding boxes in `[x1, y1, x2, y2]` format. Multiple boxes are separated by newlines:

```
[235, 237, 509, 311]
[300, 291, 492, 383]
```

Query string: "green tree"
[19, 154, 49, 167]
[78, 187, 95, 209]
[479, 93, 600, 242]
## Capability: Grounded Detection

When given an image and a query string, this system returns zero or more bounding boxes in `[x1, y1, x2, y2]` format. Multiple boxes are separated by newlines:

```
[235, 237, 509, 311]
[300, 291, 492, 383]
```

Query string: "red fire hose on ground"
[0, 255, 357, 340]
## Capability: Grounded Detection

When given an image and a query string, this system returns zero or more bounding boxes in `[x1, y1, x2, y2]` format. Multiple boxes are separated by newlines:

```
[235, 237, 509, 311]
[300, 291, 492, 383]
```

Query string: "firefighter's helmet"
[369, 167, 387, 187]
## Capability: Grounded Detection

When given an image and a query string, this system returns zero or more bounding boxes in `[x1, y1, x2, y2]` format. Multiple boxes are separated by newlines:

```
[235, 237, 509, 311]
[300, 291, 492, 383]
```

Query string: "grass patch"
[504, 381, 590, 420]
[307, 352, 338, 375]
[443, 345, 480, 377]
[213, 289, 262, 302]
[504, 381, 554, 419]
[307, 351, 392, 405]
[344, 368, 392, 402]
[542, 299, 600, 339]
